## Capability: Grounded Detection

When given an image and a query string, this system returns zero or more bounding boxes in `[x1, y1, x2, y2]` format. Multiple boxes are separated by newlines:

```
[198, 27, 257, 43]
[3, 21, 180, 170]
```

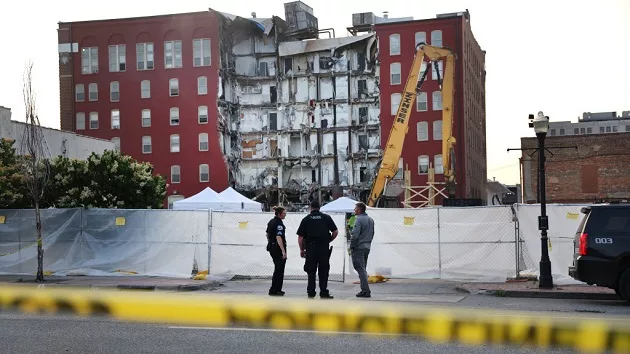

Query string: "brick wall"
[58, 24, 74, 132]
[521, 132, 630, 203]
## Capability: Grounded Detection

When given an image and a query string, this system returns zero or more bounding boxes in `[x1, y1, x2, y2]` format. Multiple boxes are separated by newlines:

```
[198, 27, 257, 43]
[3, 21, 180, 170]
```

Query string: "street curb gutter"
[455, 286, 619, 301]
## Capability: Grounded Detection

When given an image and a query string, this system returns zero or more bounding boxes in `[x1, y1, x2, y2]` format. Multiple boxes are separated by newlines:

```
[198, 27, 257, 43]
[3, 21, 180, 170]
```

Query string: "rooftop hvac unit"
[352, 12, 376, 26]
[284, 1, 318, 32]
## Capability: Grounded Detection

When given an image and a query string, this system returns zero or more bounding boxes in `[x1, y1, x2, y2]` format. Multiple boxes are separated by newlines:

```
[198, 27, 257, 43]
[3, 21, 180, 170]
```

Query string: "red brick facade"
[521, 133, 630, 203]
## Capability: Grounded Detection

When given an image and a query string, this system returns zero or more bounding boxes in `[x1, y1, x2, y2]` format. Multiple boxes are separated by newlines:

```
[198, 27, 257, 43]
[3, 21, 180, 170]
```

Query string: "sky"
[1, 0, 628, 185]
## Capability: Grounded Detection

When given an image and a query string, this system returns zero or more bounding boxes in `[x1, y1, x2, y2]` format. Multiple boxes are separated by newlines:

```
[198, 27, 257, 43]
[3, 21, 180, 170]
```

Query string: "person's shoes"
[320, 292, 334, 299]
[307, 292, 316, 298]
[356, 291, 371, 298]
[269, 290, 285, 296]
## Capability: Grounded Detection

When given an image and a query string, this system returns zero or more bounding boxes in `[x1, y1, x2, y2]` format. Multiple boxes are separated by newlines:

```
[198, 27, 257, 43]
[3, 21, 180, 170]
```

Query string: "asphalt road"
[0, 313, 574, 354]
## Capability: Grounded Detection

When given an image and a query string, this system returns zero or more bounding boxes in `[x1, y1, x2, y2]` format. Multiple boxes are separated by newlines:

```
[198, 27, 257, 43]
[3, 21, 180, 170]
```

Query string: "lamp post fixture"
[530, 111, 553, 289]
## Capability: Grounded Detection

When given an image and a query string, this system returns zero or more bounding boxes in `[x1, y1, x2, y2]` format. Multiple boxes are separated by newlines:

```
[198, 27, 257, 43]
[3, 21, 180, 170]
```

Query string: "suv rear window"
[586, 208, 630, 233]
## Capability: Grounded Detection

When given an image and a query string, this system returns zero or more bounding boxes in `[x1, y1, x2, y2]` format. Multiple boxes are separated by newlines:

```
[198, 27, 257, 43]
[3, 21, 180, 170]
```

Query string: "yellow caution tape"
[0, 285, 628, 353]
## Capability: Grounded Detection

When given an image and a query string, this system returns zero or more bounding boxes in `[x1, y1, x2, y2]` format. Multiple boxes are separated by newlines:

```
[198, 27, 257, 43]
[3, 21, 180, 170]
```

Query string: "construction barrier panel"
[0, 285, 628, 353]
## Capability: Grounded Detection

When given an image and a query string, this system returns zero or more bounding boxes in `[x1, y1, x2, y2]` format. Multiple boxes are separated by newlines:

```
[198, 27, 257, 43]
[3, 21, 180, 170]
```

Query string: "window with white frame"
[418, 155, 429, 174]
[88, 83, 98, 101]
[197, 76, 207, 95]
[108, 44, 126, 72]
[141, 109, 151, 127]
[431, 30, 443, 47]
[390, 93, 401, 115]
[420, 61, 428, 77]
[432, 91, 443, 110]
[415, 32, 426, 46]
[170, 107, 179, 125]
[390, 62, 401, 85]
[199, 164, 209, 182]
[110, 81, 120, 102]
[111, 109, 120, 129]
[136, 42, 154, 70]
[193, 38, 211, 67]
[81, 47, 98, 74]
[171, 134, 183, 153]
[164, 40, 182, 69]
[416, 92, 428, 111]
[141, 80, 150, 99]
[89, 112, 98, 129]
[434, 154, 443, 174]
[432, 60, 444, 80]
[75, 84, 85, 102]
[389, 34, 400, 55]
[417, 121, 428, 141]
[169, 78, 179, 96]
[433, 120, 443, 140]
[111, 137, 121, 152]
[171, 165, 181, 184]
[199, 133, 209, 151]
[142, 136, 152, 154]
[198, 105, 208, 124]
[76, 112, 86, 130]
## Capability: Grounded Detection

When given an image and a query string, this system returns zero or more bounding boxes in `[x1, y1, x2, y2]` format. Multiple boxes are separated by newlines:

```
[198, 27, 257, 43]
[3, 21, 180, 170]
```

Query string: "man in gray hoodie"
[350, 202, 375, 298]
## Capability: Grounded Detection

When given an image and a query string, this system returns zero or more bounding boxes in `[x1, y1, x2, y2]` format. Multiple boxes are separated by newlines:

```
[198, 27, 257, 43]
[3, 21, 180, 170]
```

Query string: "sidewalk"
[0, 274, 221, 292]
[456, 279, 620, 301]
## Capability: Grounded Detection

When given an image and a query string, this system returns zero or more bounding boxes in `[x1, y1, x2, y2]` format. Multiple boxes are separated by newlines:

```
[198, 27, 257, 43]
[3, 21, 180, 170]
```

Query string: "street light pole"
[530, 111, 553, 289]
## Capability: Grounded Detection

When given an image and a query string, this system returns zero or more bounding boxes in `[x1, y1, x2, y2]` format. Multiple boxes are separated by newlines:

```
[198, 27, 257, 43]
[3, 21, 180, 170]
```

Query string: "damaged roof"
[279, 33, 375, 57]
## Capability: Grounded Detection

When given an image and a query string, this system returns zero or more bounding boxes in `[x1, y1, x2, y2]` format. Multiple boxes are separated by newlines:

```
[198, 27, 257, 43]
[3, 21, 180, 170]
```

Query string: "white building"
[549, 110, 630, 137]
[0, 106, 114, 159]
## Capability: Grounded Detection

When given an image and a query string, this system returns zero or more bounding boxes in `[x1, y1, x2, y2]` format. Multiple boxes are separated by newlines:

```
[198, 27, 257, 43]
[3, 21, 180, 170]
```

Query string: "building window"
[431, 30, 443, 47]
[390, 93, 401, 115]
[136, 42, 154, 70]
[164, 40, 183, 69]
[560, 128, 565, 135]
[171, 165, 181, 184]
[88, 83, 98, 101]
[141, 80, 150, 99]
[76, 112, 85, 130]
[111, 109, 120, 129]
[141, 109, 151, 127]
[108, 44, 126, 72]
[81, 47, 98, 74]
[142, 136, 152, 154]
[284, 58, 293, 74]
[390, 62, 401, 85]
[199, 164, 209, 182]
[169, 78, 179, 96]
[389, 34, 400, 55]
[418, 155, 429, 174]
[626, 125, 630, 132]
[193, 38, 211, 67]
[599, 126, 605, 133]
[110, 81, 120, 102]
[199, 133, 209, 151]
[432, 60, 444, 80]
[434, 154, 443, 174]
[574, 128, 579, 135]
[606, 126, 612, 133]
[198, 76, 207, 95]
[170, 107, 179, 125]
[580, 127, 586, 134]
[550, 128, 556, 136]
[415, 32, 426, 46]
[433, 120, 442, 140]
[417, 121, 428, 141]
[89, 112, 98, 129]
[111, 137, 120, 152]
[587, 127, 592, 134]
[613, 125, 618, 132]
[198, 106, 208, 124]
[432, 91, 442, 110]
[416, 92, 428, 111]
[420, 61, 428, 77]
[75, 84, 85, 102]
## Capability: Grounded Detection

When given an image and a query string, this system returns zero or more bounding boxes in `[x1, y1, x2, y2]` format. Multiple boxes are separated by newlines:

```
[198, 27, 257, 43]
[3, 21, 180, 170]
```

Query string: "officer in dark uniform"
[296, 201, 338, 299]
[266, 206, 287, 296]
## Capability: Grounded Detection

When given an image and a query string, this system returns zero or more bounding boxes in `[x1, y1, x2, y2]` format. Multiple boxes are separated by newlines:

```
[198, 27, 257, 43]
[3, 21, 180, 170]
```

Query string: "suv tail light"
[579, 233, 588, 255]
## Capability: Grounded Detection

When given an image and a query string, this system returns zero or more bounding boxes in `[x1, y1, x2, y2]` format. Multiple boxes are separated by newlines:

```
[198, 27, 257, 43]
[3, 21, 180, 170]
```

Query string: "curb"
[457, 286, 620, 301]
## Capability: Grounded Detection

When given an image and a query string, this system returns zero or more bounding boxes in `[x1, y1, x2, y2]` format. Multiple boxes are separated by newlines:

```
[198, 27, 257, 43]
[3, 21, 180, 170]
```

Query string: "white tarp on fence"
[0, 204, 592, 284]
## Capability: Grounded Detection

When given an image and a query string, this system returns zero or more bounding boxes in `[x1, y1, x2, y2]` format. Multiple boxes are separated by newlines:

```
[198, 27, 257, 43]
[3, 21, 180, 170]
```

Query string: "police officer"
[296, 201, 338, 299]
[266, 206, 287, 296]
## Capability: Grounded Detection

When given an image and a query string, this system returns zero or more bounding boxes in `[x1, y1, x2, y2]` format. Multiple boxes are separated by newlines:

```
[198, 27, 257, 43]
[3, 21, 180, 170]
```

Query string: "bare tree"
[19, 62, 52, 282]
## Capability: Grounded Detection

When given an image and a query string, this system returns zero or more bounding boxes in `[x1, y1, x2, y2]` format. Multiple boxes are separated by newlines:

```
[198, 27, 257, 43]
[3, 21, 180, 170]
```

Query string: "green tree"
[0, 138, 29, 208]
[45, 150, 167, 209]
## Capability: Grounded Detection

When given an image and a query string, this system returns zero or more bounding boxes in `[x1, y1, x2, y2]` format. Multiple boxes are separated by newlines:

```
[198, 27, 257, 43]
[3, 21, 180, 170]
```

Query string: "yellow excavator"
[367, 43, 456, 207]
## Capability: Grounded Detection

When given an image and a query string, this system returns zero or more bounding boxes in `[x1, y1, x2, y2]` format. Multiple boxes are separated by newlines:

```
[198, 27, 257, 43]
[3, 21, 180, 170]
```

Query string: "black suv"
[569, 204, 630, 302]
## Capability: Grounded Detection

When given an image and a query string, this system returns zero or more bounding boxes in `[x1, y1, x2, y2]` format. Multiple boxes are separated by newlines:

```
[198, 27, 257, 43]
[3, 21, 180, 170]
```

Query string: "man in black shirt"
[297, 201, 338, 299]
[266, 206, 287, 296]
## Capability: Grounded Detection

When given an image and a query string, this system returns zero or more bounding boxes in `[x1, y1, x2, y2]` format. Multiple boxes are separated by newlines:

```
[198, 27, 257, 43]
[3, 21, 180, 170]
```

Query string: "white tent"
[218, 187, 262, 212]
[172, 187, 226, 210]
[321, 197, 359, 213]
